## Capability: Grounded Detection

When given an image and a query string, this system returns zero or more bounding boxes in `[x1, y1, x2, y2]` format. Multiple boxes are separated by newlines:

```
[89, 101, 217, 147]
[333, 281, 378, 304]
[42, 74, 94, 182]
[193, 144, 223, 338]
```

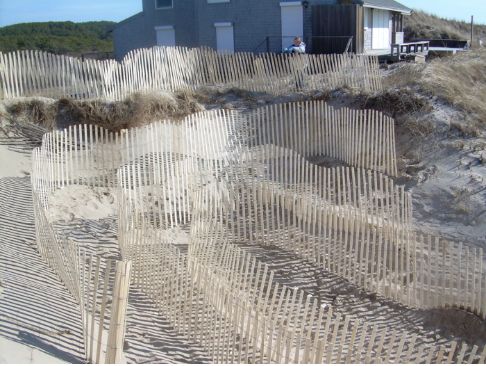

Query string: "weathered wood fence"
[116, 178, 486, 363]
[0, 47, 382, 100]
[245, 101, 397, 176]
[31, 146, 131, 363]
[31, 102, 486, 363]
[190, 191, 486, 363]
[189, 176, 485, 316]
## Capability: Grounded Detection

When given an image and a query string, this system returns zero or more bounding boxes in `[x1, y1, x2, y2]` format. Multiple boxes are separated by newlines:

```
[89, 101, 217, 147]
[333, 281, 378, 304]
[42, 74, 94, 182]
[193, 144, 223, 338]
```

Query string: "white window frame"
[155, 0, 173, 10]
[214, 22, 234, 54]
[280, 2, 303, 51]
[208, 0, 230, 3]
[155, 25, 176, 47]
[279, 1, 302, 6]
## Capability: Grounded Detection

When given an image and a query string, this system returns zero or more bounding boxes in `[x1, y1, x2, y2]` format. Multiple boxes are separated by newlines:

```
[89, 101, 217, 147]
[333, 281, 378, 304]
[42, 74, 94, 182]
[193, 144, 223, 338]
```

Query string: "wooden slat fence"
[198, 172, 485, 317]
[245, 101, 397, 176]
[0, 47, 382, 100]
[31, 144, 131, 363]
[189, 198, 486, 363]
[33, 107, 486, 321]
[30, 102, 486, 363]
[115, 181, 486, 363]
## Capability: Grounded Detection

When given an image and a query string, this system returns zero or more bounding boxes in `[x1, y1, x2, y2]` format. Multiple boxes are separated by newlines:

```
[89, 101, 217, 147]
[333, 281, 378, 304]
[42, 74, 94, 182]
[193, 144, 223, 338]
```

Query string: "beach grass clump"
[9, 98, 58, 130]
[58, 90, 203, 132]
[404, 9, 486, 41]
[7, 89, 204, 132]
[419, 48, 486, 129]
[363, 87, 432, 117]
[378, 47, 486, 133]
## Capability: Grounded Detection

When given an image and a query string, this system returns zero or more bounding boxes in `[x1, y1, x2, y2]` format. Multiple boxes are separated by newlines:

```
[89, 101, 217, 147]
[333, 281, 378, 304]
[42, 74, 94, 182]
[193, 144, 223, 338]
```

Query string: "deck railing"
[390, 41, 430, 61]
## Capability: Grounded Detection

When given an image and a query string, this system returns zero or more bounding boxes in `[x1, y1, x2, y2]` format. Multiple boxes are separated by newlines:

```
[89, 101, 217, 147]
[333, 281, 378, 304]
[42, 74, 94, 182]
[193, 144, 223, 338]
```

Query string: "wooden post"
[471, 16, 474, 47]
[105, 261, 132, 364]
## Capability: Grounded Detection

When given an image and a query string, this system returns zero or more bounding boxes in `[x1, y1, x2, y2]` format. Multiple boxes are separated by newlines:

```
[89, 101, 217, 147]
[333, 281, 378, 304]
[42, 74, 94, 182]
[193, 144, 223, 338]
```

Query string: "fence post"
[105, 261, 132, 364]
[0, 52, 4, 100]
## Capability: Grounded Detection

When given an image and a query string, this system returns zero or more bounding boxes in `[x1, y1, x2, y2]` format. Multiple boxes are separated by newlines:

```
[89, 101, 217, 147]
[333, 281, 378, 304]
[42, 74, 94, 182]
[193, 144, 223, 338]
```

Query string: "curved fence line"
[0, 47, 382, 100]
[116, 180, 486, 363]
[189, 189, 486, 363]
[245, 101, 397, 176]
[31, 104, 486, 363]
[31, 146, 131, 364]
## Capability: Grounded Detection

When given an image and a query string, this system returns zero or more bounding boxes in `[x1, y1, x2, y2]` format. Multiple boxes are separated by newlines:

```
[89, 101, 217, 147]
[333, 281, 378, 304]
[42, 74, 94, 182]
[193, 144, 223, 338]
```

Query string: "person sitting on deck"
[284, 36, 306, 54]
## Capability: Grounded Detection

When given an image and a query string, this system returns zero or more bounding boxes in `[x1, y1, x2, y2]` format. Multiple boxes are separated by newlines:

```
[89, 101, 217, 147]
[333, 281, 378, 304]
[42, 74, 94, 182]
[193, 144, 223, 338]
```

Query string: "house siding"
[364, 29, 372, 50]
[195, 0, 338, 54]
[113, 0, 343, 57]
[113, 0, 198, 61]
[145, 0, 198, 49]
[197, 1, 283, 54]
[113, 13, 156, 61]
[394, 32, 404, 44]
[363, 7, 371, 50]
[112, 0, 409, 58]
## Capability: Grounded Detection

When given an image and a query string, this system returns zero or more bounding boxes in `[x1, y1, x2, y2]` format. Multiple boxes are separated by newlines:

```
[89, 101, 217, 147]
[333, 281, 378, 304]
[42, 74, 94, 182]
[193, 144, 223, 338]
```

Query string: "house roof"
[349, 0, 412, 14]
[105, 12, 144, 32]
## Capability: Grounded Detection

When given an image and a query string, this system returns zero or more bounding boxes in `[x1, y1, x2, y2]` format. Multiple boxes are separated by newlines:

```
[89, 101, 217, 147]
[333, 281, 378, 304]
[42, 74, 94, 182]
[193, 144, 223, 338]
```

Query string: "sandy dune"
[1, 93, 486, 363]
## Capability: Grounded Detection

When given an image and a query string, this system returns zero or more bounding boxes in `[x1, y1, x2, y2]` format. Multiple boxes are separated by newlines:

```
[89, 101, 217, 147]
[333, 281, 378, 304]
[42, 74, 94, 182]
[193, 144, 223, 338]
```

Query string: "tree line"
[0, 21, 116, 55]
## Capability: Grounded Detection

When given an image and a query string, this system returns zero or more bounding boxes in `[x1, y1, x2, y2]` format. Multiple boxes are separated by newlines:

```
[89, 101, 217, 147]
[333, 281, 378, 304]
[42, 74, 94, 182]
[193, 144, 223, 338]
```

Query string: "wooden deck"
[365, 41, 430, 62]
[429, 47, 467, 58]
[390, 41, 430, 61]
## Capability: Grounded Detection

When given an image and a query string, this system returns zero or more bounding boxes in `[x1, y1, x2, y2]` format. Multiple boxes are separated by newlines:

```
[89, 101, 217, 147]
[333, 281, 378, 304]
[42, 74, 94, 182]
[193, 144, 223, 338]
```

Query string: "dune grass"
[380, 47, 486, 134]
[404, 9, 486, 42]
[7, 90, 203, 133]
[419, 48, 486, 126]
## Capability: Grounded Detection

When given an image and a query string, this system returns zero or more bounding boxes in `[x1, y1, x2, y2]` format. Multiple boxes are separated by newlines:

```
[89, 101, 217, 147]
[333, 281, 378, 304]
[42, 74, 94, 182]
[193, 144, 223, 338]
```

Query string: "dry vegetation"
[404, 9, 486, 41]
[420, 48, 486, 132]
[4, 11, 486, 149]
[6, 90, 203, 133]
[379, 47, 486, 136]
[362, 88, 432, 117]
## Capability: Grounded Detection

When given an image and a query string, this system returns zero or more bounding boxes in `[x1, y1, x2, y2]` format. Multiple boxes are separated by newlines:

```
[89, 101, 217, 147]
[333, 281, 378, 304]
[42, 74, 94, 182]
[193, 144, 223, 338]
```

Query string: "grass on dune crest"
[5, 90, 204, 133]
[377, 47, 486, 135]
[404, 9, 486, 41]
[420, 48, 486, 127]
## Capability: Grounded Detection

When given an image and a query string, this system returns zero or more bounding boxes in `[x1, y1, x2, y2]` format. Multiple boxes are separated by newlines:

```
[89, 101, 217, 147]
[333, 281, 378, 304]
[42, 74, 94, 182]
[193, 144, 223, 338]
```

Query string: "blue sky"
[403, 0, 485, 25]
[0, 0, 484, 28]
[0, 0, 143, 27]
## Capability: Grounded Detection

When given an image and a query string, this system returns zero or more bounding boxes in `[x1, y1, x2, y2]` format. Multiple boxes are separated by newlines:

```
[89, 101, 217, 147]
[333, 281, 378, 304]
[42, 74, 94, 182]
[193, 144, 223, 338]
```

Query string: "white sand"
[0, 337, 68, 364]
[0, 111, 210, 364]
[46, 185, 117, 222]
[0, 147, 85, 363]
[0, 144, 31, 178]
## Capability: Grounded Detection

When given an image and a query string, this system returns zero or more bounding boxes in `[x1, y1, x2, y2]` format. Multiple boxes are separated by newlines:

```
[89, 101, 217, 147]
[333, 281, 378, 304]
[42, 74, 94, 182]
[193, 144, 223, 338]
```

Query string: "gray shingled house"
[110, 0, 411, 61]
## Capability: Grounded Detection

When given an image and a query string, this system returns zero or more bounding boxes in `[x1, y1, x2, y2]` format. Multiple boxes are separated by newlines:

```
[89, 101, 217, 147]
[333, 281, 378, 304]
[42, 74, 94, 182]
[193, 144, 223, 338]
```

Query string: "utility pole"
[471, 16, 474, 47]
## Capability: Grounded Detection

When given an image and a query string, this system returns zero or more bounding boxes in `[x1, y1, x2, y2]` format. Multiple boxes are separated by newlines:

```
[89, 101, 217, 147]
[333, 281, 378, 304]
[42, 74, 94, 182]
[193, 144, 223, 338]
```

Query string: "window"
[156, 0, 173, 9]
[155, 26, 176, 47]
[214, 23, 234, 53]
[280, 2, 303, 51]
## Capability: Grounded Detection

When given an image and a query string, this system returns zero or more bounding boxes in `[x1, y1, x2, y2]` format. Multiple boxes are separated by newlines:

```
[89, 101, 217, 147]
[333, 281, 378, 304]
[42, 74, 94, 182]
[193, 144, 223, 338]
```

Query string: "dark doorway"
[311, 4, 364, 54]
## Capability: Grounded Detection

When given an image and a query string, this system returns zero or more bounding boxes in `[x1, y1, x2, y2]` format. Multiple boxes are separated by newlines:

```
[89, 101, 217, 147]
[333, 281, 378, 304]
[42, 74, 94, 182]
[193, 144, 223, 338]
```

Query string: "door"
[372, 9, 390, 49]
[215, 22, 234, 53]
[311, 5, 363, 54]
[155, 26, 176, 47]
[281, 2, 303, 51]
